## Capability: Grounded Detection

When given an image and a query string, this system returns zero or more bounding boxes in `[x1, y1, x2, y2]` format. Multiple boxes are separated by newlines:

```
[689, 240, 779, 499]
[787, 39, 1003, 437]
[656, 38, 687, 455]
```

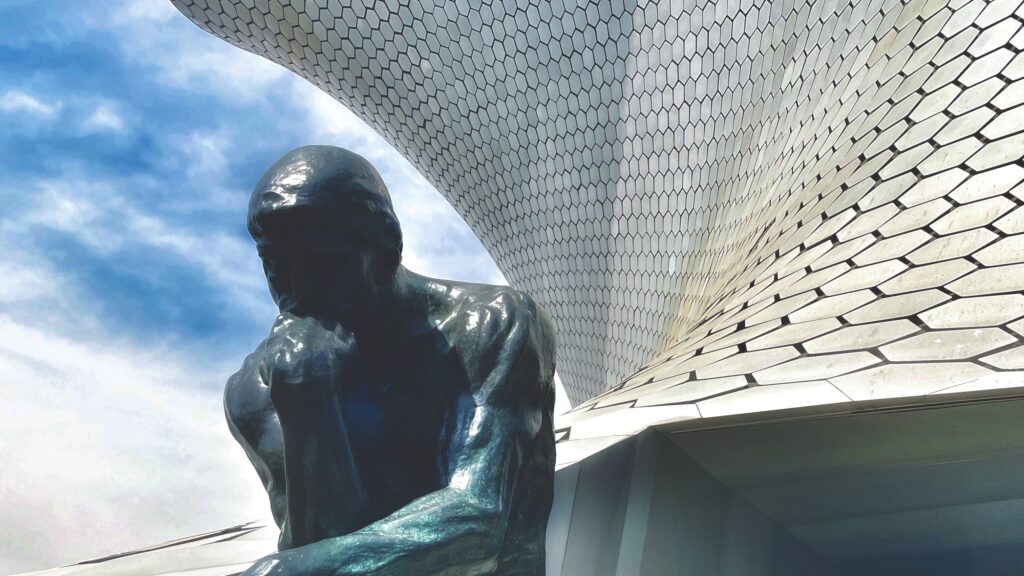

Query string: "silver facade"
[170, 0, 1024, 414]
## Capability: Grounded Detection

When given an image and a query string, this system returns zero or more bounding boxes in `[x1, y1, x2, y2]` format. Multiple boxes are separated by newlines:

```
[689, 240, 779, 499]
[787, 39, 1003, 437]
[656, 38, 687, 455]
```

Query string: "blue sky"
[0, 0, 565, 572]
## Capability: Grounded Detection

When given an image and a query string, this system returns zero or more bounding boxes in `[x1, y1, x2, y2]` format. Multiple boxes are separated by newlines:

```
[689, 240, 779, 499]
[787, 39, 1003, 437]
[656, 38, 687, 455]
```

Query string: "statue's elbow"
[466, 500, 505, 558]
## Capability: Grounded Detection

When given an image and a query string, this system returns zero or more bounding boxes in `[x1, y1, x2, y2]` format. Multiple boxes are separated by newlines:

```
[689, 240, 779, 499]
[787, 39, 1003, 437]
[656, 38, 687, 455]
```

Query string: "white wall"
[546, 431, 839, 576]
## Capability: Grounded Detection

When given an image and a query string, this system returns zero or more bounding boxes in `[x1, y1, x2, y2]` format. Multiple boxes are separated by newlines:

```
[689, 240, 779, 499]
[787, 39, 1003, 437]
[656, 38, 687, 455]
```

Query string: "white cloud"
[0, 315, 269, 573]
[0, 175, 267, 576]
[0, 165, 271, 575]
[113, 0, 179, 24]
[158, 44, 288, 98]
[20, 181, 113, 251]
[119, 203, 269, 313]
[0, 259, 59, 305]
[14, 175, 270, 317]
[300, 87, 394, 159]
[0, 90, 60, 118]
[171, 130, 231, 181]
[81, 102, 127, 133]
[84, 0, 288, 101]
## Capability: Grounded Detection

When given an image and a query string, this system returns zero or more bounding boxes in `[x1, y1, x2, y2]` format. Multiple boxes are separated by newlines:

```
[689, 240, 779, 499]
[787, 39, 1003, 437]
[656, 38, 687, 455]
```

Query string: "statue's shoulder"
[445, 283, 556, 402]
[451, 283, 549, 343]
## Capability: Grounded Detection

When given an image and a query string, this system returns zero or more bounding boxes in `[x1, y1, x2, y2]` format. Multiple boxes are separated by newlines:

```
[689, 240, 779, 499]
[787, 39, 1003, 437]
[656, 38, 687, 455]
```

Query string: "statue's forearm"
[267, 320, 369, 548]
[296, 487, 504, 576]
[311, 407, 524, 575]
[243, 397, 536, 576]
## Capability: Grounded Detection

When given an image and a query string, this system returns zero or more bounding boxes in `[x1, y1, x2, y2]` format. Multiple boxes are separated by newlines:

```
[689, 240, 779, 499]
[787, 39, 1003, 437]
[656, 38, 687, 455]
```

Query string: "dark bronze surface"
[225, 146, 556, 575]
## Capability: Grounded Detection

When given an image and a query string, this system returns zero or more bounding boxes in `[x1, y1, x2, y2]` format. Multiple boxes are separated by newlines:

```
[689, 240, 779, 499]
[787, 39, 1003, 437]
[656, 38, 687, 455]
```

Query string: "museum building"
[19, 0, 1024, 573]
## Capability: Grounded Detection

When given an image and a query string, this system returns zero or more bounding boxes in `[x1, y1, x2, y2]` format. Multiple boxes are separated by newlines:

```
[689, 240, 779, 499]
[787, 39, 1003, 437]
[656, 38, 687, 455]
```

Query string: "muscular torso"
[225, 274, 555, 574]
[226, 301, 469, 525]
[338, 326, 465, 518]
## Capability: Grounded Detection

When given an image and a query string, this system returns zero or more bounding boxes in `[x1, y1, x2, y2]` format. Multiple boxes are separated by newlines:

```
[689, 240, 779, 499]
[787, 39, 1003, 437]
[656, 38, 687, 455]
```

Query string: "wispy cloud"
[81, 102, 127, 134]
[170, 129, 231, 181]
[0, 214, 268, 573]
[0, 315, 268, 573]
[90, 0, 288, 101]
[0, 258, 59, 305]
[0, 90, 60, 117]
[0, 168, 271, 575]
[15, 174, 269, 317]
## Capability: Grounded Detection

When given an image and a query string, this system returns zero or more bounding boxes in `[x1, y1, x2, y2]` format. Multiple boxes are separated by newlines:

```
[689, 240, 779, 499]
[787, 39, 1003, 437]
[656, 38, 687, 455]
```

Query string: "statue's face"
[248, 147, 402, 326]
[256, 227, 388, 325]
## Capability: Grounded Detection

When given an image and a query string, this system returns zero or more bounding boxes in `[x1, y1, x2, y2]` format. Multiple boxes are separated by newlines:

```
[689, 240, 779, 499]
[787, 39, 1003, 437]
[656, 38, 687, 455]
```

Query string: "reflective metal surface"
[171, 0, 1024, 412]
[226, 146, 556, 575]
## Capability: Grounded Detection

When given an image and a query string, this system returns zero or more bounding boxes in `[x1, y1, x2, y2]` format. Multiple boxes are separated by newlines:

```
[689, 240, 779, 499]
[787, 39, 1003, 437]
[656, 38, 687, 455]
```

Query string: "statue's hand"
[260, 313, 359, 412]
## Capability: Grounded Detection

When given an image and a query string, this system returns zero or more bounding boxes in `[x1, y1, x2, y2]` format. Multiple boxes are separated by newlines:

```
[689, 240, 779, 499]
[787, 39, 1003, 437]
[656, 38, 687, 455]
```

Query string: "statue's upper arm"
[434, 288, 556, 550]
[224, 348, 287, 522]
[446, 289, 555, 478]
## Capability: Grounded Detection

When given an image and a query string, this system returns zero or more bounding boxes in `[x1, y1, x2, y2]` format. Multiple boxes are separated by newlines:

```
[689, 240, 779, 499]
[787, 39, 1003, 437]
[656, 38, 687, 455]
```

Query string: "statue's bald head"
[248, 145, 403, 266]
[249, 146, 403, 319]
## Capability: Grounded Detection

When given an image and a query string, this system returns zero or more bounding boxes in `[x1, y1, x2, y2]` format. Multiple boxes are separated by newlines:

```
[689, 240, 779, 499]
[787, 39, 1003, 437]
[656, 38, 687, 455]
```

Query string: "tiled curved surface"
[169, 0, 1024, 410]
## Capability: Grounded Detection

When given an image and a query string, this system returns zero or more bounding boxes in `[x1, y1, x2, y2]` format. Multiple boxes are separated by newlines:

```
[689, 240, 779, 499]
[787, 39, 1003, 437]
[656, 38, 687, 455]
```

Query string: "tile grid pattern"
[170, 0, 1024, 438]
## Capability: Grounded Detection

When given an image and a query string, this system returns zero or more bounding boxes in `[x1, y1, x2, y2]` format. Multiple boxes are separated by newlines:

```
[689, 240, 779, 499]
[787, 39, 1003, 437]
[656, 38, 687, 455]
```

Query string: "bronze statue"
[225, 146, 556, 575]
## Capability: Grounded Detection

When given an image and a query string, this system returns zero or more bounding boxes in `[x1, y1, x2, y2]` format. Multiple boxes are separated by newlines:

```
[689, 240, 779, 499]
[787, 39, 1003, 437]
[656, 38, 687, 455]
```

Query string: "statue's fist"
[259, 313, 359, 410]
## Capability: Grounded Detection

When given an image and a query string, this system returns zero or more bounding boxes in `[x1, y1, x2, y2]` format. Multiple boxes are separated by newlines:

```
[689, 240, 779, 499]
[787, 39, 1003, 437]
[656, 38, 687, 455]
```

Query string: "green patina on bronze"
[225, 146, 556, 576]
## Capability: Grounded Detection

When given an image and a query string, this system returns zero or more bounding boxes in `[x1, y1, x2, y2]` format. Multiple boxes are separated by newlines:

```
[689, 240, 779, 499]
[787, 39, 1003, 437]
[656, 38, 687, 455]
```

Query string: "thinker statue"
[225, 146, 556, 576]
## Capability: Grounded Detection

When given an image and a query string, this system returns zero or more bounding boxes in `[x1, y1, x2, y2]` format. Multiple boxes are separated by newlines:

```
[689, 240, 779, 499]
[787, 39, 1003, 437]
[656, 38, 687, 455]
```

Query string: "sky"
[0, 0, 567, 572]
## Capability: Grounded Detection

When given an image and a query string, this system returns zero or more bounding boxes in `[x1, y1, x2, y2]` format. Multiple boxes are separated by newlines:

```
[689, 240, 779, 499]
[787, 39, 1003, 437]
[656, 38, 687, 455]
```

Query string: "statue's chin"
[286, 302, 353, 325]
